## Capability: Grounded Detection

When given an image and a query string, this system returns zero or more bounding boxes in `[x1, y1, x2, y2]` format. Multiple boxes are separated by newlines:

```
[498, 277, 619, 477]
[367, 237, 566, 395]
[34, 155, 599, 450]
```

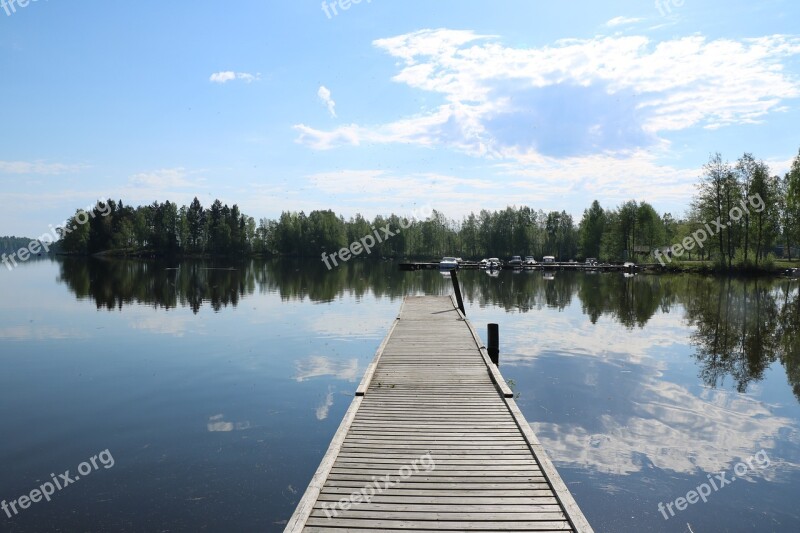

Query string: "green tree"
[735, 154, 758, 262]
[186, 197, 206, 253]
[579, 200, 605, 259]
[786, 149, 800, 259]
[748, 162, 778, 264]
[695, 153, 740, 268]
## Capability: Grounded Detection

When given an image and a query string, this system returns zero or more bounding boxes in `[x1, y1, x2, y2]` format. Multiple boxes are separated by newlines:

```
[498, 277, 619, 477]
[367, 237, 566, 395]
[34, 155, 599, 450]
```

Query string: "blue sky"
[1, 0, 799, 236]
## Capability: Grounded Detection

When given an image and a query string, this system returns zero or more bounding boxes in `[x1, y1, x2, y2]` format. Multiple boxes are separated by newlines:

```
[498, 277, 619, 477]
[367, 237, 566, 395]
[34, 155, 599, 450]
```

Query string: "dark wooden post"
[487, 323, 499, 365]
[450, 269, 465, 315]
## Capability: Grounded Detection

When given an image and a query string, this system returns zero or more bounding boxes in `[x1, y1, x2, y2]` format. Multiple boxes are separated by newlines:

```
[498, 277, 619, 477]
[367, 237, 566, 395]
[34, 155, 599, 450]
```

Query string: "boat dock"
[285, 295, 593, 532]
[400, 262, 651, 272]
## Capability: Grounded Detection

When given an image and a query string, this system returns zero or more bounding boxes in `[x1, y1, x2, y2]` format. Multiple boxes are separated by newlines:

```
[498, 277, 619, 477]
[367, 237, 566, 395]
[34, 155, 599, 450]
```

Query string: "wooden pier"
[285, 295, 593, 532]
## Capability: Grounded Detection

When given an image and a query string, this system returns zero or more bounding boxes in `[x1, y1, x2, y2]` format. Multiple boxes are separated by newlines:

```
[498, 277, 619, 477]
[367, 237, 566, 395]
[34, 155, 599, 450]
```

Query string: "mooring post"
[488, 323, 499, 365]
[450, 269, 465, 315]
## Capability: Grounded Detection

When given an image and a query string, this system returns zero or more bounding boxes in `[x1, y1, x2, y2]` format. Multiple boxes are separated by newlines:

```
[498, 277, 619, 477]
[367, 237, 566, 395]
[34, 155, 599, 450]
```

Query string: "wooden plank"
[355, 300, 404, 396]
[308, 510, 569, 521]
[317, 493, 560, 500]
[303, 518, 573, 530]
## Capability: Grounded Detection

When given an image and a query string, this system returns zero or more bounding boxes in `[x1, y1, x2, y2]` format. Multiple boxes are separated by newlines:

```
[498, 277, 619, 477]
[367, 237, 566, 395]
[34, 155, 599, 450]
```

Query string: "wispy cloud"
[209, 71, 260, 84]
[298, 156, 696, 220]
[606, 16, 643, 27]
[129, 168, 197, 189]
[294, 356, 360, 382]
[317, 85, 337, 118]
[112, 168, 211, 208]
[206, 414, 251, 432]
[316, 387, 335, 421]
[0, 160, 87, 175]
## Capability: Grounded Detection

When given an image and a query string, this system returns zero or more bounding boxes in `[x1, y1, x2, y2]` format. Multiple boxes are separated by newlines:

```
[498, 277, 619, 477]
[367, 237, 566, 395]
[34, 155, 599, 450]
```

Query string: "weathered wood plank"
[303, 518, 573, 530]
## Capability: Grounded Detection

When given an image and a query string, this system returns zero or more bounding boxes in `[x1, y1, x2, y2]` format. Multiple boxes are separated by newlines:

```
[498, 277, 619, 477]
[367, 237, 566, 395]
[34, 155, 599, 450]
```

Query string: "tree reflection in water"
[56, 257, 800, 402]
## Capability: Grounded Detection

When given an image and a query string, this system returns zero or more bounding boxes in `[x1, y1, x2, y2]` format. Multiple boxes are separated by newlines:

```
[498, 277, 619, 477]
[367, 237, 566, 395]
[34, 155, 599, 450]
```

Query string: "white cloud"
[210, 71, 237, 84]
[295, 29, 800, 160]
[496, 147, 698, 205]
[306, 169, 493, 196]
[298, 154, 697, 219]
[317, 85, 337, 118]
[302, 169, 508, 219]
[100, 168, 211, 209]
[606, 16, 643, 27]
[534, 381, 797, 477]
[290, 29, 800, 212]
[765, 155, 797, 177]
[209, 71, 260, 84]
[316, 388, 335, 421]
[206, 414, 251, 432]
[294, 356, 360, 382]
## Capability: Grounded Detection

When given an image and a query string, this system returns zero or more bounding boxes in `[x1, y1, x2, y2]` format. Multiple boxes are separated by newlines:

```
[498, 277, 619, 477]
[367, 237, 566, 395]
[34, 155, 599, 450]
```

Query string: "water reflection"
[207, 414, 251, 432]
[681, 277, 800, 400]
[55, 257, 800, 401]
[56, 257, 255, 313]
[781, 284, 800, 400]
[5, 258, 799, 531]
[294, 356, 360, 382]
[525, 353, 797, 477]
[315, 387, 335, 421]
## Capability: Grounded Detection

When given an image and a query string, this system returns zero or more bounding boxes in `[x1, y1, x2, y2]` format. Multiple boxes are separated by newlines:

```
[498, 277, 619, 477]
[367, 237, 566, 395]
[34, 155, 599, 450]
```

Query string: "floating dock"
[400, 262, 648, 272]
[285, 295, 593, 532]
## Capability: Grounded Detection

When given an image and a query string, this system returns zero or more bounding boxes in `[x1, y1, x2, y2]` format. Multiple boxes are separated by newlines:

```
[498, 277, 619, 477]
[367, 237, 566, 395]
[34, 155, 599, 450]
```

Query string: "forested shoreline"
[36, 149, 800, 269]
[0, 236, 40, 253]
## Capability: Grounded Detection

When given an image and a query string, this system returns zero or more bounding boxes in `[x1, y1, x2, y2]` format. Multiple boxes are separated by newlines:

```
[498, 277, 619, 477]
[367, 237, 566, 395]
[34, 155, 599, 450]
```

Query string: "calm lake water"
[1, 258, 799, 532]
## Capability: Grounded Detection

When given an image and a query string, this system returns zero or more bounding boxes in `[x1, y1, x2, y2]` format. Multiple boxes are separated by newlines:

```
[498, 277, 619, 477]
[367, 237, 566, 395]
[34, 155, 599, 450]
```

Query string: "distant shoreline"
[45, 252, 800, 278]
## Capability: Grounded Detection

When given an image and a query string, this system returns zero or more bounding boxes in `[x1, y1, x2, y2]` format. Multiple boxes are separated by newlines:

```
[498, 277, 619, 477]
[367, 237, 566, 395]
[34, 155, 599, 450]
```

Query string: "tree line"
[0, 236, 39, 253]
[57, 198, 255, 256]
[52, 148, 800, 265]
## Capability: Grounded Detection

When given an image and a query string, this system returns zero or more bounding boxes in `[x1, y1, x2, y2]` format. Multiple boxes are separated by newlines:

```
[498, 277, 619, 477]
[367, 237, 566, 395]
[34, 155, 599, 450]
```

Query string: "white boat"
[487, 257, 502, 270]
[542, 256, 556, 264]
[508, 256, 523, 269]
[439, 257, 459, 270]
[524, 256, 537, 267]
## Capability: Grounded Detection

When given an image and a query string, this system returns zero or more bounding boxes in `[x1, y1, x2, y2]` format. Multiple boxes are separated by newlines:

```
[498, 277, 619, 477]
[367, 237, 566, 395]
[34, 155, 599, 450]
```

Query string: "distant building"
[653, 246, 672, 258]
[774, 245, 800, 258]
